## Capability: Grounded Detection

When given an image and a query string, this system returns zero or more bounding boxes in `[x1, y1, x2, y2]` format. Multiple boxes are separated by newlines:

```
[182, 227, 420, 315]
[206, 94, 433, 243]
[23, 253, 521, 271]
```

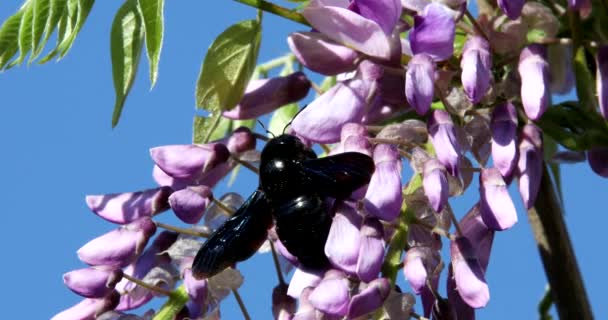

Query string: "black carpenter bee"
[192, 133, 375, 279]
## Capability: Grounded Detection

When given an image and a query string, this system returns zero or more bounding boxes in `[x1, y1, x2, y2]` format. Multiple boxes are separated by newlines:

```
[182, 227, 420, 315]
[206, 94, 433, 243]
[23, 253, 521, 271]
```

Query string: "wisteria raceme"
[52, 0, 608, 318]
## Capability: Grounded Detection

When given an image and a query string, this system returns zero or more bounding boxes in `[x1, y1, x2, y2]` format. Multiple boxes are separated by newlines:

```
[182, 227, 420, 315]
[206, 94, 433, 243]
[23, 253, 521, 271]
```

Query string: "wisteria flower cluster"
[53, 0, 608, 319]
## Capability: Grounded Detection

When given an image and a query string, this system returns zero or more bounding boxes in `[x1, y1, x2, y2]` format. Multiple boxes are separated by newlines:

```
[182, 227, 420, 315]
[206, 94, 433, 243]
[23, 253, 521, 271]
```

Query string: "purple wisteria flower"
[63, 267, 123, 298]
[364, 144, 403, 221]
[587, 148, 608, 178]
[597, 45, 608, 120]
[423, 159, 448, 212]
[86, 187, 172, 224]
[517, 124, 543, 208]
[428, 110, 461, 176]
[409, 3, 456, 61]
[150, 143, 230, 179]
[406, 54, 435, 115]
[52, 292, 120, 320]
[518, 44, 550, 120]
[461, 36, 491, 104]
[479, 167, 517, 230]
[450, 237, 490, 308]
[498, 0, 525, 19]
[168, 185, 213, 224]
[288, 32, 358, 75]
[491, 102, 518, 178]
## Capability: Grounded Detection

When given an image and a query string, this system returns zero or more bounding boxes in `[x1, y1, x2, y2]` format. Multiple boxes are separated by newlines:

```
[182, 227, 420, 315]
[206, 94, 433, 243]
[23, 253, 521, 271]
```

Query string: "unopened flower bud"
[461, 36, 491, 104]
[288, 32, 358, 75]
[597, 45, 608, 120]
[150, 143, 230, 179]
[587, 148, 608, 178]
[423, 159, 449, 212]
[364, 144, 403, 221]
[86, 187, 172, 224]
[428, 110, 461, 176]
[406, 54, 435, 115]
[63, 266, 123, 298]
[309, 270, 350, 316]
[450, 237, 490, 308]
[169, 186, 213, 224]
[409, 3, 456, 61]
[347, 278, 391, 318]
[356, 218, 385, 282]
[479, 167, 517, 230]
[517, 124, 543, 208]
[223, 72, 311, 120]
[325, 203, 362, 274]
[491, 102, 518, 178]
[518, 44, 550, 120]
[460, 204, 494, 270]
[52, 291, 120, 320]
[223, 127, 257, 154]
[77, 217, 157, 268]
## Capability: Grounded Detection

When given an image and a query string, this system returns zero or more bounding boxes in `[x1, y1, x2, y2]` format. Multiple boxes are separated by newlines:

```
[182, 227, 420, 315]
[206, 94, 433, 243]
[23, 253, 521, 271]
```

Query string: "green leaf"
[57, 0, 93, 58]
[572, 47, 597, 112]
[268, 103, 298, 137]
[14, 3, 34, 66]
[38, 0, 75, 63]
[232, 118, 256, 130]
[31, 0, 65, 61]
[137, 0, 164, 87]
[30, 0, 52, 62]
[192, 114, 231, 144]
[110, 0, 145, 127]
[0, 10, 25, 69]
[196, 19, 261, 114]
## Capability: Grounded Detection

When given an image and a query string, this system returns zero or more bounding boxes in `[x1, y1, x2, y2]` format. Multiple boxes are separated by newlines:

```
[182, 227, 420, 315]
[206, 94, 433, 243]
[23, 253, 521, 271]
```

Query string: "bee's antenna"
[258, 120, 275, 138]
[282, 104, 308, 134]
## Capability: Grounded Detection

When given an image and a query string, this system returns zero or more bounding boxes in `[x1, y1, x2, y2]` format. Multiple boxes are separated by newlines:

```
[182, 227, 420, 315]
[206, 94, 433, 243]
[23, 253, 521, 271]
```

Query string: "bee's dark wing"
[192, 189, 272, 279]
[300, 152, 375, 199]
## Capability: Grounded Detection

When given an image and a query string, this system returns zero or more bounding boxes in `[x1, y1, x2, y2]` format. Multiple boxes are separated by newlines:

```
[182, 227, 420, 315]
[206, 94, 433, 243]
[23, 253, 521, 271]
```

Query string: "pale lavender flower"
[498, 0, 525, 19]
[309, 270, 350, 316]
[302, 0, 393, 59]
[223, 72, 311, 120]
[325, 202, 362, 274]
[597, 45, 608, 120]
[77, 217, 157, 268]
[293, 287, 319, 320]
[517, 124, 543, 208]
[423, 159, 448, 212]
[409, 3, 456, 61]
[287, 267, 323, 299]
[479, 167, 517, 230]
[292, 78, 372, 143]
[168, 186, 212, 224]
[587, 148, 608, 178]
[364, 144, 403, 221]
[491, 102, 518, 178]
[405, 54, 435, 115]
[460, 204, 494, 270]
[183, 268, 209, 318]
[356, 218, 385, 282]
[447, 265, 475, 320]
[347, 278, 391, 318]
[403, 246, 440, 294]
[288, 32, 358, 75]
[354, 0, 402, 35]
[63, 267, 123, 299]
[86, 187, 172, 224]
[219, 126, 257, 154]
[461, 36, 491, 104]
[150, 143, 230, 179]
[428, 110, 461, 176]
[52, 291, 120, 320]
[519, 44, 550, 120]
[450, 237, 490, 308]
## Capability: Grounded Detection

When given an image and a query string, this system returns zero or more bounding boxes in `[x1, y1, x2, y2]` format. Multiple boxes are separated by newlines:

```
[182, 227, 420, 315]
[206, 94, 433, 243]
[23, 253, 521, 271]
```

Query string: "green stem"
[232, 288, 252, 320]
[527, 165, 593, 319]
[233, 0, 310, 26]
[153, 285, 190, 320]
[538, 285, 554, 320]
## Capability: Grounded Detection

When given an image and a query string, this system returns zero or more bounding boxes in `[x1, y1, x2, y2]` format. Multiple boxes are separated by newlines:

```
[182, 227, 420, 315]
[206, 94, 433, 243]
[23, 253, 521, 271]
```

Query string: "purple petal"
[287, 267, 323, 299]
[347, 278, 391, 318]
[517, 124, 543, 208]
[597, 45, 608, 120]
[355, 0, 402, 34]
[459, 204, 494, 270]
[63, 267, 123, 298]
[309, 273, 350, 316]
[219, 126, 257, 154]
[587, 148, 608, 178]
[479, 167, 517, 230]
[356, 218, 386, 282]
[406, 54, 435, 115]
[302, 5, 392, 59]
[325, 203, 362, 273]
[402, 248, 428, 294]
[275, 239, 300, 267]
[86, 187, 172, 224]
[169, 186, 213, 224]
[364, 144, 403, 221]
[428, 110, 461, 176]
[52, 292, 120, 320]
[490, 102, 518, 178]
[152, 165, 196, 190]
[450, 237, 490, 308]
[223, 72, 311, 120]
[288, 32, 358, 75]
[184, 268, 208, 316]
[409, 3, 456, 61]
[292, 79, 371, 143]
[446, 266, 475, 320]
[150, 143, 230, 179]
[461, 36, 491, 104]
[423, 159, 448, 212]
[498, 0, 525, 19]
[519, 44, 550, 120]
[77, 217, 157, 268]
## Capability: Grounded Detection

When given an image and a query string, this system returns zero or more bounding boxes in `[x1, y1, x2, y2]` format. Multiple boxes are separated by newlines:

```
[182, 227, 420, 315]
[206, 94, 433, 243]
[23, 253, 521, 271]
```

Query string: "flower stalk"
[233, 0, 310, 26]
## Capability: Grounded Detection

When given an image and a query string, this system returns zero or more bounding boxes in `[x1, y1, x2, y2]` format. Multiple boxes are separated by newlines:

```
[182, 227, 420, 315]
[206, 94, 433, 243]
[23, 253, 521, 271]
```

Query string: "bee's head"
[261, 134, 316, 162]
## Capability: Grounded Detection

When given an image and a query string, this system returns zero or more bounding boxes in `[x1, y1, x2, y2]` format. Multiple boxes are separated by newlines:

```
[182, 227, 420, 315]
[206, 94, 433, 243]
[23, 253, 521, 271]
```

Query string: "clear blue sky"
[0, 2, 605, 319]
